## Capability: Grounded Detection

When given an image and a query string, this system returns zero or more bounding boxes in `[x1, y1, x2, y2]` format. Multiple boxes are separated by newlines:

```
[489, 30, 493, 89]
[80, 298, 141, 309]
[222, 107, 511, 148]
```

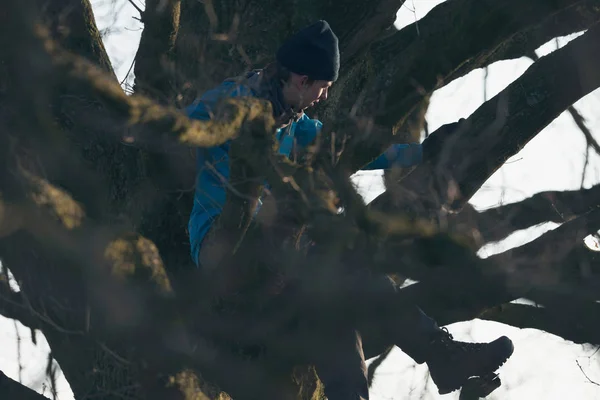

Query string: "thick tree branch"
[37, 0, 116, 79]
[448, 23, 600, 209]
[133, 0, 181, 102]
[391, 268, 600, 346]
[379, 22, 600, 214]
[0, 370, 49, 400]
[367, 347, 393, 388]
[401, 283, 600, 344]
[0, 173, 242, 398]
[371, 0, 591, 75]
[55, 48, 274, 150]
[6, 0, 276, 285]
[0, 70, 287, 397]
[479, 303, 600, 345]
[333, 0, 599, 171]
[336, 0, 406, 63]
[1, 167, 175, 303]
[173, 0, 407, 104]
[531, 52, 600, 153]
[446, 0, 600, 84]
[365, 207, 600, 347]
[480, 207, 600, 306]
[455, 184, 600, 245]
[5, 9, 273, 152]
[488, 204, 600, 270]
[0, 198, 299, 399]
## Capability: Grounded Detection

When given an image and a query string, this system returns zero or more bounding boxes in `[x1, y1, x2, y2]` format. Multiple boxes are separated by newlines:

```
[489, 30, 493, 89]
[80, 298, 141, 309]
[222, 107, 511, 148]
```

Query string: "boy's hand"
[422, 118, 467, 162]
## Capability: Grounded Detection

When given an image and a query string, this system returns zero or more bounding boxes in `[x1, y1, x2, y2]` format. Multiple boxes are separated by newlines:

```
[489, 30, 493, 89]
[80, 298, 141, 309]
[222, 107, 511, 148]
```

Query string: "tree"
[1, 0, 600, 398]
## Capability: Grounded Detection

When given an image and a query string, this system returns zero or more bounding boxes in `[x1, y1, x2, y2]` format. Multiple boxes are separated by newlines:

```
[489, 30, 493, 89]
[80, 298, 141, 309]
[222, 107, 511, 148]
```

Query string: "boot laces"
[435, 327, 486, 354]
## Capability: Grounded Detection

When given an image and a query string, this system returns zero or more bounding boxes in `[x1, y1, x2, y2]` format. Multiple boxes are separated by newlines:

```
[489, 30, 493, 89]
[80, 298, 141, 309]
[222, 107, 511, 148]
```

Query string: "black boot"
[425, 328, 514, 395]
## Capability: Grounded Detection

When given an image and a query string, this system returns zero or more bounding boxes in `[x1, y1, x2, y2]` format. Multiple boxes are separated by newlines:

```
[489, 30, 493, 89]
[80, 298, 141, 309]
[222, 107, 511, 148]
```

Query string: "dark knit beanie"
[276, 20, 340, 82]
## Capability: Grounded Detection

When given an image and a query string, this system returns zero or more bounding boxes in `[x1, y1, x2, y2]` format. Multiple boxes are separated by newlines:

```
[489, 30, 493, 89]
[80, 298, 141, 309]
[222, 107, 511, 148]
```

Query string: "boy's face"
[285, 75, 332, 111]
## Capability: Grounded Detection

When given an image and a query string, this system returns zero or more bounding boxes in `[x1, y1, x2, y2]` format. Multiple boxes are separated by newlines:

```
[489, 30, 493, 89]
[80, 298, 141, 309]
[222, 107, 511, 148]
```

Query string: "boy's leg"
[197, 218, 246, 298]
[354, 274, 440, 361]
[197, 214, 370, 399]
[352, 272, 513, 395]
[311, 329, 370, 400]
[260, 282, 370, 400]
[197, 219, 228, 271]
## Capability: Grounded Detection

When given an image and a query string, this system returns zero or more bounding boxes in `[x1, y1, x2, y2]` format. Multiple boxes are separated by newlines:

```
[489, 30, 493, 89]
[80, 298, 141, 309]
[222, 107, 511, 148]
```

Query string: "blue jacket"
[186, 72, 423, 264]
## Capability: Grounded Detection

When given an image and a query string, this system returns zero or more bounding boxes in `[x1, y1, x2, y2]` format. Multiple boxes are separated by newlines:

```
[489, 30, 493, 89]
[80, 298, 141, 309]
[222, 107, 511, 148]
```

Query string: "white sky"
[1, 1, 599, 398]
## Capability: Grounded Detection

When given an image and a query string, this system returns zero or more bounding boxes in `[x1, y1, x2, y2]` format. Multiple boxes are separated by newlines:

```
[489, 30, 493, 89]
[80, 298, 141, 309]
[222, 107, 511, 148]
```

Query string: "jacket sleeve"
[361, 143, 423, 170]
[275, 114, 423, 170]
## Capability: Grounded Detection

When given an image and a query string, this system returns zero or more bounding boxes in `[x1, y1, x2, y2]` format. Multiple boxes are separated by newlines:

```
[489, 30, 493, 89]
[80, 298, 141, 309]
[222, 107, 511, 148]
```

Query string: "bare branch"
[575, 360, 600, 386]
[128, 0, 145, 17]
[531, 51, 600, 154]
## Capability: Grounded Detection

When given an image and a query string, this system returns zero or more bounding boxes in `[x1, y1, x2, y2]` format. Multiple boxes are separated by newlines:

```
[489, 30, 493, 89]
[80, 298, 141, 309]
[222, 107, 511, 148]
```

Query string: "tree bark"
[446, 23, 600, 210]
[479, 302, 600, 345]
[37, 0, 116, 78]
[372, 22, 600, 217]
[133, 0, 181, 102]
[453, 184, 600, 245]
[446, 0, 600, 85]
[334, 0, 598, 171]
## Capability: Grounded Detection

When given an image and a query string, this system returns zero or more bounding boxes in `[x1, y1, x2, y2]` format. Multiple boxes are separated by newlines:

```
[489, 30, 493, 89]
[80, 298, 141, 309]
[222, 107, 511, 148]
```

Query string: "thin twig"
[120, 56, 136, 87]
[45, 353, 58, 400]
[483, 66, 489, 102]
[203, 160, 260, 202]
[127, 0, 144, 17]
[100, 342, 131, 365]
[569, 105, 600, 155]
[411, 0, 420, 36]
[581, 146, 590, 188]
[13, 320, 23, 382]
[575, 360, 600, 386]
[530, 53, 600, 155]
